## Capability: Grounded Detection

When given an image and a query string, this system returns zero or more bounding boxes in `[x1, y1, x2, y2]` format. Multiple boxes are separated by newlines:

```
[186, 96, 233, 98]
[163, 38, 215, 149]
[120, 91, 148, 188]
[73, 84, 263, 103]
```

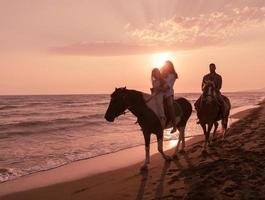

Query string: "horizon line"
[0, 90, 264, 96]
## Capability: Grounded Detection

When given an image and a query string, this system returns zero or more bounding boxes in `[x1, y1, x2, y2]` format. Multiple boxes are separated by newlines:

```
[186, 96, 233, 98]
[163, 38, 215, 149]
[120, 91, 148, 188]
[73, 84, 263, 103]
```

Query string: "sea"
[0, 92, 264, 182]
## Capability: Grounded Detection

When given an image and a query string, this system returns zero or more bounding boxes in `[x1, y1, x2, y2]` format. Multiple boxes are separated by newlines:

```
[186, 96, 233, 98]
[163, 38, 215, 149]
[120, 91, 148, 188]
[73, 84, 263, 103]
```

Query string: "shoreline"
[0, 137, 206, 197]
[0, 135, 206, 200]
[1, 104, 258, 182]
[0, 103, 261, 198]
[0, 93, 263, 185]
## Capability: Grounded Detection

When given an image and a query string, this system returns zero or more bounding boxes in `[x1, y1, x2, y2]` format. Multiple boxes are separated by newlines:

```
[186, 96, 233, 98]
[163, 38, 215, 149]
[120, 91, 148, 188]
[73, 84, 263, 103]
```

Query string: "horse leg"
[156, 133, 171, 162]
[173, 126, 185, 158]
[141, 133, 150, 171]
[201, 124, 207, 150]
[222, 117, 229, 138]
[207, 123, 214, 146]
[175, 127, 183, 153]
[175, 134, 181, 154]
[179, 126, 186, 152]
[212, 122, 219, 141]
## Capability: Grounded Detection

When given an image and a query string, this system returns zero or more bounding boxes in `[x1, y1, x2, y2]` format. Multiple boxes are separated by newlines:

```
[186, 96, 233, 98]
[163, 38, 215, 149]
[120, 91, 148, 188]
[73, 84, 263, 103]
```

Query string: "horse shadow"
[136, 169, 149, 200]
[136, 161, 171, 200]
[154, 161, 171, 199]
[135, 146, 205, 200]
[136, 153, 195, 200]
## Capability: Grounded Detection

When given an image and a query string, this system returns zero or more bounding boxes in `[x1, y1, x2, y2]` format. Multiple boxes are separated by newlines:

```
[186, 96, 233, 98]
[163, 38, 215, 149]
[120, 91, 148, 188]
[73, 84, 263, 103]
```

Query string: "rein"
[118, 90, 156, 124]
[114, 89, 159, 124]
[122, 90, 161, 114]
[144, 91, 161, 103]
[119, 106, 138, 124]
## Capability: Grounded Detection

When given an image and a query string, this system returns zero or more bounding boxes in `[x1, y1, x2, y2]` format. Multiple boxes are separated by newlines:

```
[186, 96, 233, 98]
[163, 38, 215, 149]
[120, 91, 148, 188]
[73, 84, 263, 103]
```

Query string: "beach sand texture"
[1, 101, 265, 200]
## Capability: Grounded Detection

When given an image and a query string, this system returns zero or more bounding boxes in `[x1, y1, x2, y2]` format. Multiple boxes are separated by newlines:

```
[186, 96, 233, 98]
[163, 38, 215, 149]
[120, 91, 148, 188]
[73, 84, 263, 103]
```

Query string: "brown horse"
[195, 81, 231, 151]
[105, 88, 192, 170]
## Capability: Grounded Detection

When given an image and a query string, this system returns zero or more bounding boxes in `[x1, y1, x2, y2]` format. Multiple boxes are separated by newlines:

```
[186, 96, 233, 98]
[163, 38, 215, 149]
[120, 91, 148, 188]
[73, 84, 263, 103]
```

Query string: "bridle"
[111, 89, 151, 124]
[111, 91, 131, 119]
[202, 82, 216, 101]
[144, 91, 161, 103]
[110, 93, 139, 124]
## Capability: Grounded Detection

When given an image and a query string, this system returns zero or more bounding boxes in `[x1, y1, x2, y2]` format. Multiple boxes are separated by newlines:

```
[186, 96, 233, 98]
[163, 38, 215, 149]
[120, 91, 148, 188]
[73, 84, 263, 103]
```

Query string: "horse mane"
[203, 81, 216, 89]
[125, 89, 146, 106]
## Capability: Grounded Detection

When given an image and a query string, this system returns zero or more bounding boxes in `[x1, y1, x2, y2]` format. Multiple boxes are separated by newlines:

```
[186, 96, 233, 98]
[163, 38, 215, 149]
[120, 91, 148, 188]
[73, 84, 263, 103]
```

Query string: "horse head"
[202, 81, 216, 104]
[104, 87, 129, 122]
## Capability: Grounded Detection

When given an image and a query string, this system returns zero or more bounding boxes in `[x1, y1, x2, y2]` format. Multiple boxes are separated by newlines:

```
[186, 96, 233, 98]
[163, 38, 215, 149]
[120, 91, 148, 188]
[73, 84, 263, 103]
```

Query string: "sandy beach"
[2, 0, 265, 199]
[1, 101, 265, 200]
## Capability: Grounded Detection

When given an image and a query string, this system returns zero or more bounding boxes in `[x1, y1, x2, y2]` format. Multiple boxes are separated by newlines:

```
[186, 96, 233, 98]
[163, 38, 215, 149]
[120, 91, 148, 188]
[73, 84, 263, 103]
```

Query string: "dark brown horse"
[195, 81, 231, 151]
[105, 88, 192, 170]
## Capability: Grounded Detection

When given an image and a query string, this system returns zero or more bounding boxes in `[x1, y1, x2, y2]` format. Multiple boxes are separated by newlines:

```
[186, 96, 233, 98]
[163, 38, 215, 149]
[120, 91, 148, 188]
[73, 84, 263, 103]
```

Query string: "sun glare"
[152, 52, 174, 68]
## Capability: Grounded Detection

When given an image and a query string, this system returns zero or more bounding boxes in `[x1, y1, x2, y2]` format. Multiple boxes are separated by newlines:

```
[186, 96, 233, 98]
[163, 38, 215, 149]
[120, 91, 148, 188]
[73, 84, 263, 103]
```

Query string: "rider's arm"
[166, 74, 176, 88]
[160, 82, 170, 92]
[216, 76, 222, 91]
[201, 76, 206, 91]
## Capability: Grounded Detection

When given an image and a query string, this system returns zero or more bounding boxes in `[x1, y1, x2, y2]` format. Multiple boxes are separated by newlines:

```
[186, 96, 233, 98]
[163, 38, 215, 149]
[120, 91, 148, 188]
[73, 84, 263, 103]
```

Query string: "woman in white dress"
[160, 61, 180, 133]
[150, 68, 168, 128]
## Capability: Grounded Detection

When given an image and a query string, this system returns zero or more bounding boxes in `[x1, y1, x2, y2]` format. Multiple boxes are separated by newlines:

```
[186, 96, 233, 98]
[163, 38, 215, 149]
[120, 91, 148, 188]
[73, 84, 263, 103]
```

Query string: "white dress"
[150, 79, 166, 128]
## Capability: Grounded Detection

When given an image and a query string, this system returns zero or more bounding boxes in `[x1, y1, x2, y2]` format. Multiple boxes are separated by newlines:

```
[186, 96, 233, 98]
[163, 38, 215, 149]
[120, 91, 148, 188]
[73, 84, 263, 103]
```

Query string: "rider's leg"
[195, 96, 202, 124]
[194, 96, 201, 111]
[156, 93, 166, 128]
[216, 93, 225, 118]
[165, 96, 179, 133]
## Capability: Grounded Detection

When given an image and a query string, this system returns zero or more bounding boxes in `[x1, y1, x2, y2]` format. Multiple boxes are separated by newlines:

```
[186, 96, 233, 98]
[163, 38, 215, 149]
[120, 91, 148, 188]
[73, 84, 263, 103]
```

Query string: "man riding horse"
[195, 63, 226, 118]
[195, 63, 231, 150]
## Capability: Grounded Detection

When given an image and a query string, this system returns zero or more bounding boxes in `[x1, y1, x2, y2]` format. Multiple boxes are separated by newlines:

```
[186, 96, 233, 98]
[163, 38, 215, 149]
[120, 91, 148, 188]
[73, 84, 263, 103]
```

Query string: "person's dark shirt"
[202, 72, 222, 91]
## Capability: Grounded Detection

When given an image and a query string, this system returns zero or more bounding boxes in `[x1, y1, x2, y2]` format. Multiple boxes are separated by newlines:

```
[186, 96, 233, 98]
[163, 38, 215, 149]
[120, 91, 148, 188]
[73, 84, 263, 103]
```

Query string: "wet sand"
[1, 102, 265, 200]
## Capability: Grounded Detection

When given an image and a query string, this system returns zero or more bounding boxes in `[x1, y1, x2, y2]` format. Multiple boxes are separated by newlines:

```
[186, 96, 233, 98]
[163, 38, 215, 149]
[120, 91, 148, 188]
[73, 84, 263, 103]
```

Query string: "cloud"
[49, 41, 169, 56]
[50, 6, 265, 56]
[127, 6, 265, 47]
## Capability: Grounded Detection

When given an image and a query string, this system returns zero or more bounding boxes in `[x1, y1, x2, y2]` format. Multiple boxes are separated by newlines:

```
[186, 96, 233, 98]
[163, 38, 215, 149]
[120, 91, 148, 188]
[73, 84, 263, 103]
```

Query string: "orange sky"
[1, 0, 265, 94]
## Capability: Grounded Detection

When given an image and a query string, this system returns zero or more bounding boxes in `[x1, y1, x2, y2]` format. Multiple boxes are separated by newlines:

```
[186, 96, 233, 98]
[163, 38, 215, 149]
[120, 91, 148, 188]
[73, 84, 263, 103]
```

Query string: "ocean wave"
[94, 101, 109, 106]
[0, 114, 106, 130]
[0, 103, 52, 111]
[59, 101, 109, 107]
[0, 142, 147, 183]
[0, 105, 18, 110]
[0, 109, 89, 118]
[0, 101, 108, 111]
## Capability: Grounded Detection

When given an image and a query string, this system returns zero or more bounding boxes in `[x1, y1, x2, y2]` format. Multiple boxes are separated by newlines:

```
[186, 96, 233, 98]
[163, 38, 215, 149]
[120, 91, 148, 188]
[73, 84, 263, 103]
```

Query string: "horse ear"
[115, 87, 117, 91]
[124, 86, 127, 89]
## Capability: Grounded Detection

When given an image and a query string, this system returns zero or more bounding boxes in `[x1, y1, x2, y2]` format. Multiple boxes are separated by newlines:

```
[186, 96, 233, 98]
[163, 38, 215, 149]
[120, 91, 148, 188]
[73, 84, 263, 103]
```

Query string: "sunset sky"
[1, 0, 265, 94]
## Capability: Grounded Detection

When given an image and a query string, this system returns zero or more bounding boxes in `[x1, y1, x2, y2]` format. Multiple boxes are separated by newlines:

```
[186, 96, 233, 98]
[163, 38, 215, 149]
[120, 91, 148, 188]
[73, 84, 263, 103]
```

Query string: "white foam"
[230, 105, 260, 117]
[0, 138, 188, 197]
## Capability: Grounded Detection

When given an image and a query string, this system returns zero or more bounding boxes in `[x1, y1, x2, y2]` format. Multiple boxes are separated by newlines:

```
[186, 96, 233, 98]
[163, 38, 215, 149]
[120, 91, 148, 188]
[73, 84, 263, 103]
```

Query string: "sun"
[152, 52, 174, 68]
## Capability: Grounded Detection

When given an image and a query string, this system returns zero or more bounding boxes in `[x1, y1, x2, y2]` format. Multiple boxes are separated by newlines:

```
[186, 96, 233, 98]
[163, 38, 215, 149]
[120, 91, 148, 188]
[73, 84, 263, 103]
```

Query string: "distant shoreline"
[0, 90, 264, 96]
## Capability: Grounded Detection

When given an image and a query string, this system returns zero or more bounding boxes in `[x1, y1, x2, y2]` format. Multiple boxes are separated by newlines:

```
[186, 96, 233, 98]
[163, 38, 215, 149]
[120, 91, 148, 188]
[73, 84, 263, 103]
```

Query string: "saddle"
[195, 94, 229, 118]
[142, 93, 182, 129]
